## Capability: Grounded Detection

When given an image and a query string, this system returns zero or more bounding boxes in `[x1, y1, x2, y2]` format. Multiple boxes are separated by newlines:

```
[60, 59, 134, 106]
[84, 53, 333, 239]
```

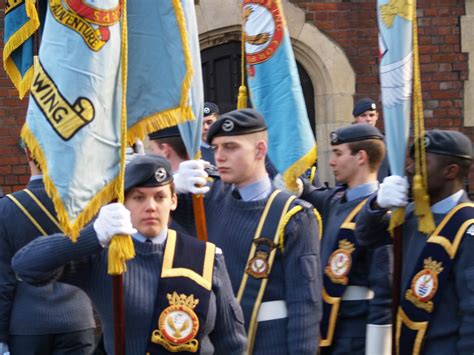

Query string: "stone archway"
[195, 0, 356, 182]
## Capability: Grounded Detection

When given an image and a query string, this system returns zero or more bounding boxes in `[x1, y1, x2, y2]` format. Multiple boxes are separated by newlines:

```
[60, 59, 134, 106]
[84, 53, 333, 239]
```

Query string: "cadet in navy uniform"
[299, 124, 392, 354]
[352, 98, 390, 182]
[148, 125, 188, 172]
[13, 155, 246, 355]
[172, 109, 322, 355]
[0, 144, 95, 355]
[201, 102, 220, 164]
[357, 130, 474, 354]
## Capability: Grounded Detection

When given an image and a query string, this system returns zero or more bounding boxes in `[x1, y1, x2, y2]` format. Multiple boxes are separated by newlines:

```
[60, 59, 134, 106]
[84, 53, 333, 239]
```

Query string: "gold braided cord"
[108, 0, 135, 275]
[237, 6, 248, 110]
[411, 0, 435, 234]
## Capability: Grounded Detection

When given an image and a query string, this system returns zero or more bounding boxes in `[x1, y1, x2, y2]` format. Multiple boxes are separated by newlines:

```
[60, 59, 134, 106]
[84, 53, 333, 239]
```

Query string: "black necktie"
[145, 239, 153, 244]
[232, 189, 242, 200]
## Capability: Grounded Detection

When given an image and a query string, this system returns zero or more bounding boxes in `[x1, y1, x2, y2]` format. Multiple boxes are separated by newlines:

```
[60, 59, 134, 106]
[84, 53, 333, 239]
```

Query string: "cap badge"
[424, 136, 430, 148]
[330, 132, 338, 144]
[370, 103, 376, 110]
[203, 106, 211, 115]
[222, 119, 234, 132]
[155, 167, 168, 183]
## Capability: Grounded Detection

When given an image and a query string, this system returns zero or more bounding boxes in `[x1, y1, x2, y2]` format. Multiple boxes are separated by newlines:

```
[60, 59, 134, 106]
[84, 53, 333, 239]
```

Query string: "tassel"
[412, 175, 435, 234]
[237, 85, 248, 109]
[108, 234, 135, 275]
[388, 207, 405, 236]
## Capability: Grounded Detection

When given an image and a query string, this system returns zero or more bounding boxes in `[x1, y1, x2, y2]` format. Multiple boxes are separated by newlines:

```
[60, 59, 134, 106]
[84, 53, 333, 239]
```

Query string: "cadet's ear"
[356, 149, 369, 166]
[255, 140, 267, 160]
[444, 163, 461, 180]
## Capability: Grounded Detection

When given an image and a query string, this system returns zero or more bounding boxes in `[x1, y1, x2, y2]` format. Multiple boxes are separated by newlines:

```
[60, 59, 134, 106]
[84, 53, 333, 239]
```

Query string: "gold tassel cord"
[237, 16, 248, 110]
[411, 1, 435, 234]
[108, 0, 135, 275]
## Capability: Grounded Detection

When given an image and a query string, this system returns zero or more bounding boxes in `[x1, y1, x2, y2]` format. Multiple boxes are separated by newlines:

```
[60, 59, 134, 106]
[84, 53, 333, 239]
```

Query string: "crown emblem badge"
[325, 239, 355, 285]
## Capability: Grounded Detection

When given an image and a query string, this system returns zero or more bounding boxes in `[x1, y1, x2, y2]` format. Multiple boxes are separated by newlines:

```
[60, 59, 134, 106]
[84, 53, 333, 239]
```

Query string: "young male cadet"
[172, 108, 322, 355]
[299, 124, 392, 354]
[13, 155, 247, 355]
[0, 144, 95, 355]
[201, 102, 220, 164]
[148, 125, 188, 172]
[357, 129, 474, 355]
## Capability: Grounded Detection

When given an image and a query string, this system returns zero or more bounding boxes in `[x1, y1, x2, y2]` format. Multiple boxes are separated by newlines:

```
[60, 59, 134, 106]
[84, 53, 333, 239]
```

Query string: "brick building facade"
[0, 0, 473, 195]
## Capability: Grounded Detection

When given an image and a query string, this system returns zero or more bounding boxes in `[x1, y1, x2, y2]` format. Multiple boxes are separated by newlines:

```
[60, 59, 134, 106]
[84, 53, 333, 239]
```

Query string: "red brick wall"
[0, 1, 472, 194]
[292, 0, 473, 192]
[0, 9, 29, 195]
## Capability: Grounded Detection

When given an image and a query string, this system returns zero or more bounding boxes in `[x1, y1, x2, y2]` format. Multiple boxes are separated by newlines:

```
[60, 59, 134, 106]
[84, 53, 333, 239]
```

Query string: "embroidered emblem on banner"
[31, 59, 95, 141]
[151, 292, 200, 353]
[243, 0, 284, 77]
[405, 257, 443, 313]
[49, 0, 120, 51]
[325, 239, 355, 285]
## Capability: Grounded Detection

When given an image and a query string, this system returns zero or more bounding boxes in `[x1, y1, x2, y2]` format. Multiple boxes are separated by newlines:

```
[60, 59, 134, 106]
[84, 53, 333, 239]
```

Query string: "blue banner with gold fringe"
[3, 0, 40, 99]
[21, 0, 194, 242]
[243, 0, 316, 190]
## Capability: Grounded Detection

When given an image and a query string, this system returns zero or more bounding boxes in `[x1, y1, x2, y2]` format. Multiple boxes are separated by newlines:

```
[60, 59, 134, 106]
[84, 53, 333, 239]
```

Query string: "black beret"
[203, 102, 219, 117]
[330, 124, 384, 145]
[353, 98, 377, 117]
[124, 155, 173, 193]
[410, 130, 472, 160]
[148, 125, 181, 141]
[207, 108, 267, 144]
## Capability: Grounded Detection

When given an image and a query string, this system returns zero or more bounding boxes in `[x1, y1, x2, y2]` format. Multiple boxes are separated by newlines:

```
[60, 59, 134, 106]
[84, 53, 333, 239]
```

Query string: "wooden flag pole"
[192, 195, 208, 242]
[392, 224, 403, 355]
[113, 275, 126, 355]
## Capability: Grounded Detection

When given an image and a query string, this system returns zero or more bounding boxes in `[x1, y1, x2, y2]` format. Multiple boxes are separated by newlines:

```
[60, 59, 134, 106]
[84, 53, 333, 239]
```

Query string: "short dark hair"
[156, 137, 187, 160]
[436, 154, 472, 181]
[347, 139, 386, 172]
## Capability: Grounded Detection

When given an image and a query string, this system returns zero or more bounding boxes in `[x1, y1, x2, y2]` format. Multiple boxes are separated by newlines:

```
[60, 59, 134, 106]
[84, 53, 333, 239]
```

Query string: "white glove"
[174, 160, 210, 195]
[93, 203, 137, 247]
[376, 175, 409, 209]
[0, 342, 9, 355]
[124, 139, 145, 166]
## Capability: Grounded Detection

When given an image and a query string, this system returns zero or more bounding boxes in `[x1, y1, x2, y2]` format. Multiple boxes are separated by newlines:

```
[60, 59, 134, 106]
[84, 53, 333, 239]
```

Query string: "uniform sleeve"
[12, 224, 103, 290]
[0, 213, 15, 343]
[282, 203, 322, 354]
[454, 225, 474, 354]
[209, 253, 247, 354]
[299, 179, 334, 216]
[355, 195, 392, 247]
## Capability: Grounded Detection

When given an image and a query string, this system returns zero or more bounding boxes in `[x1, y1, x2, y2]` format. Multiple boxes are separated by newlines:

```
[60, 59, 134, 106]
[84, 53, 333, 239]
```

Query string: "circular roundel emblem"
[410, 269, 438, 303]
[328, 250, 352, 277]
[158, 305, 199, 345]
[222, 119, 235, 132]
[155, 167, 168, 183]
[330, 132, 339, 145]
[243, 1, 284, 65]
[203, 106, 211, 115]
[249, 253, 269, 277]
[424, 135, 430, 148]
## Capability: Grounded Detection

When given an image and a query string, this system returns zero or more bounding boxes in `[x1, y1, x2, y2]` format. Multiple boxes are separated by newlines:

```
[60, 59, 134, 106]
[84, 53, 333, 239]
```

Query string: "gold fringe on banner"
[411, 0, 435, 235]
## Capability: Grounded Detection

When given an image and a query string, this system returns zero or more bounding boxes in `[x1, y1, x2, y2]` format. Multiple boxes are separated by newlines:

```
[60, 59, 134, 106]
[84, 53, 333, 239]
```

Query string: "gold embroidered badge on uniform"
[325, 239, 355, 285]
[405, 257, 443, 313]
[151, 292, 200, 353]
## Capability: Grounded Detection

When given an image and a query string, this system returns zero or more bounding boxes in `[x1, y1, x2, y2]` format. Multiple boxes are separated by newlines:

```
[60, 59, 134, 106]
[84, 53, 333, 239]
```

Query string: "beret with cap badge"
[204, 102, 219, 117]
[147, 125, 181, 141]
[124, 155, 173, 193]
[330, 123, 384, 145]
[206, 108, 267, 144]
[410, 129, 472, 161]
[352, 98, 377, 117]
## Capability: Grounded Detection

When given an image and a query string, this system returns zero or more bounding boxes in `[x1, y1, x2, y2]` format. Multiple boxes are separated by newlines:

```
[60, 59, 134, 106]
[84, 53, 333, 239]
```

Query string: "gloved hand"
[0, 342, 9, 355]
[93, 203, 137, 247]
[124, 139, 145, 165]
[174, 160, 210, 195]
[376, 175, 409, 209]
[273, 174, 303, 196]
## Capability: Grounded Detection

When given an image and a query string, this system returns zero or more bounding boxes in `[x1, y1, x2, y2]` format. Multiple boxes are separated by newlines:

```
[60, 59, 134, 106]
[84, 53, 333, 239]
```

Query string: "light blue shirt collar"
[29, 175, 43, 182]
[234, 175, 272, 201]
[431, 190, 464, 214]
[132, 227, 168, 245]
[346, 181, 379, 202]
